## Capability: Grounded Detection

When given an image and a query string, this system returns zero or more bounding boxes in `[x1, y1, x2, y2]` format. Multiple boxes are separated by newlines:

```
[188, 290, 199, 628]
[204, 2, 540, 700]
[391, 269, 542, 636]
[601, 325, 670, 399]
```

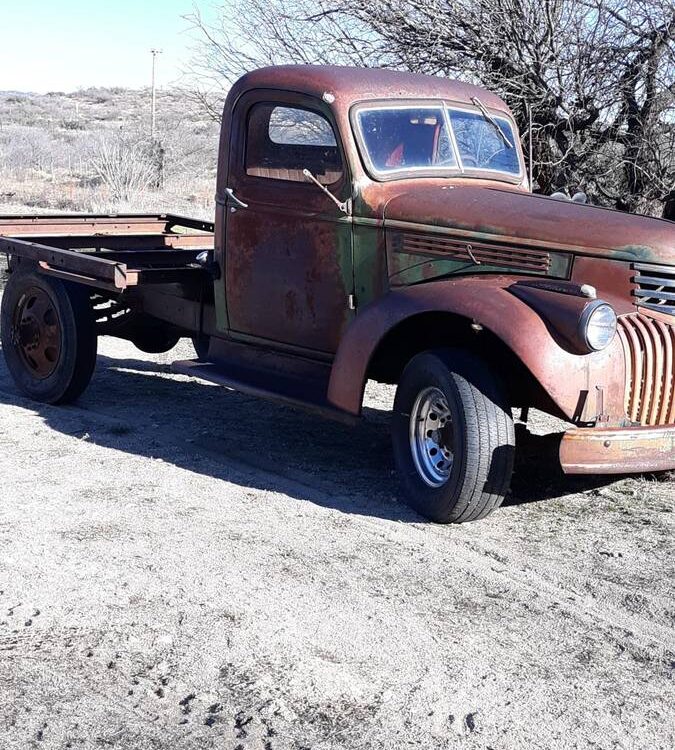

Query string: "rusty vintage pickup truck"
[1, 66, 673, 523]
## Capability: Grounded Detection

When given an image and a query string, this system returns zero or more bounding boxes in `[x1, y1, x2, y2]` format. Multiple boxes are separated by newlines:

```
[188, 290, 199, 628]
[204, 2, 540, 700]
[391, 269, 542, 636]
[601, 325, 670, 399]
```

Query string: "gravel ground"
[0, 334, 673, 750]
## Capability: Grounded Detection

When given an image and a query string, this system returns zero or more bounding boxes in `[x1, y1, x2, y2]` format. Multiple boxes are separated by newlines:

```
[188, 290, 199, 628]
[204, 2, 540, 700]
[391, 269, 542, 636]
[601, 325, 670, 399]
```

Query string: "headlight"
[579, 301, 617, 351]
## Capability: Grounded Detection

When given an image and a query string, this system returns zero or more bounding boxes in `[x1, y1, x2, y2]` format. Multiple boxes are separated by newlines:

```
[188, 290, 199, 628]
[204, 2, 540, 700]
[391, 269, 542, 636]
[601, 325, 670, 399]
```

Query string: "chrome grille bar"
[632, 263, 675, 317]
[618, 312, 675, 426]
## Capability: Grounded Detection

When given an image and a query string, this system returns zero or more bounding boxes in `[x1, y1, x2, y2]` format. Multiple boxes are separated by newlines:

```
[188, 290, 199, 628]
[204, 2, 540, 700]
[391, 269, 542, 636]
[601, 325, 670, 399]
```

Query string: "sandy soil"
[0, 335, 673, 750]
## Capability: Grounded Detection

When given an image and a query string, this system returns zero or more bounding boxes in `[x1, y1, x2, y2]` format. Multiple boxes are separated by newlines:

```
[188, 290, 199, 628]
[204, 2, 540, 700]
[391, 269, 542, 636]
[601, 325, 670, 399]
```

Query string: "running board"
[170, 359, 358, 425]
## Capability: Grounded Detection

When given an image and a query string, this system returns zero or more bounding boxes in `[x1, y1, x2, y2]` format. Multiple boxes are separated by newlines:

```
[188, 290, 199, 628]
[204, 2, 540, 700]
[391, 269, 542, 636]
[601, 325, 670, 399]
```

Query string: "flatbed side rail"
[0, 212, 214, 237]
[0, 236, 130, 291]
[165, 214, 215, 234]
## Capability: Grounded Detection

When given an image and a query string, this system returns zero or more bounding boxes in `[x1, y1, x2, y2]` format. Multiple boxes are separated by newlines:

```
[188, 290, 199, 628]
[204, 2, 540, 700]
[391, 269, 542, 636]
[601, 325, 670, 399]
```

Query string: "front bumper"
[560, 424, 675, 475]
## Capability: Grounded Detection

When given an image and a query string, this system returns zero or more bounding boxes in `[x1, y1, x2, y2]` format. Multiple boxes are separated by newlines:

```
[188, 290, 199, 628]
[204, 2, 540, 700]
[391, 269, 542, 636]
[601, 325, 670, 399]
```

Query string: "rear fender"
[327, 275, 626, 421]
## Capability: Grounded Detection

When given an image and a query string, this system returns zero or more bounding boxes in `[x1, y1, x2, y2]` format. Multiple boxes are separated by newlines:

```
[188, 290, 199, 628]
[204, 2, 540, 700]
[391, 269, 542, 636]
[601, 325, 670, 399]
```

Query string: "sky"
[1, 0, 205, 93]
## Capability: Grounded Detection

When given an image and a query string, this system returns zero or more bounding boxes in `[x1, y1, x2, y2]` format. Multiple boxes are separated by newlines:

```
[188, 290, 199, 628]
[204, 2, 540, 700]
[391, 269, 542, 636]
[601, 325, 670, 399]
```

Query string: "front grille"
[617, 312, 675, 426]
[398, 232, 551, 273]
[632, 263, 675, 317]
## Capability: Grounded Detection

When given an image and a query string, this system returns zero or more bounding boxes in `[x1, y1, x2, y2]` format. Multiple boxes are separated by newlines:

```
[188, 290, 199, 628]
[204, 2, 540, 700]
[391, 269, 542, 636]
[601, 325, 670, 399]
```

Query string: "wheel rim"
[409, 386, 454, 487]
[12, 287, 62, 379]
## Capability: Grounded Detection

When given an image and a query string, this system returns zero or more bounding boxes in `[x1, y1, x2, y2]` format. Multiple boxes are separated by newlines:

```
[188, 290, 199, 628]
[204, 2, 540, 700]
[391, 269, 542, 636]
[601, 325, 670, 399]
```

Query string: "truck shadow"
[2, 350, 619, 522]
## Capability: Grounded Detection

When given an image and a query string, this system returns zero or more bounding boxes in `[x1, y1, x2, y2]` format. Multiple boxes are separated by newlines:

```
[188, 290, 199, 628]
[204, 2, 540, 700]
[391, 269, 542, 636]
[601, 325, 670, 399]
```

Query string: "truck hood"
[383, 185, 674, 265]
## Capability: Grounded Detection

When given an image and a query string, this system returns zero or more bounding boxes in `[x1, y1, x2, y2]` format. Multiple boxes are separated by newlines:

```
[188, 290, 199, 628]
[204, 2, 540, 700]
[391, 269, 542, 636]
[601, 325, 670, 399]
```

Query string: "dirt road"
[0, 336, 673, 750]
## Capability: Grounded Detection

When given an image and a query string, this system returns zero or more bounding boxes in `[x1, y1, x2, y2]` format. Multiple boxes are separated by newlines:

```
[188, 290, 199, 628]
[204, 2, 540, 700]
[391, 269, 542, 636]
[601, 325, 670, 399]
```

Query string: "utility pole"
[527, 102, 534, 192]
[150, 49, 162, 139]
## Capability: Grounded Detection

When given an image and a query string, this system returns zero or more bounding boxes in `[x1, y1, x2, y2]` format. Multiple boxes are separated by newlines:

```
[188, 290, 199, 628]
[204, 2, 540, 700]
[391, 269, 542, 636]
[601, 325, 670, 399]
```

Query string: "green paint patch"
[612, 245, 658, 262]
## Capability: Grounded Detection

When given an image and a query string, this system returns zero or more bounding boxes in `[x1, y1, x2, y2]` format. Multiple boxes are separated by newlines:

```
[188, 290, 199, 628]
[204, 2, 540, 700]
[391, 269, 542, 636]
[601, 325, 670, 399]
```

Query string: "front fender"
[327, 275, 626, 421]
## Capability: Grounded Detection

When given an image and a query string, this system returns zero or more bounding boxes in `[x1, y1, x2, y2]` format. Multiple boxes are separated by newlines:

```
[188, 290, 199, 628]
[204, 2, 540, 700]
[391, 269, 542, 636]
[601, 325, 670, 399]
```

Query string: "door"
[224, 91, 353, 354]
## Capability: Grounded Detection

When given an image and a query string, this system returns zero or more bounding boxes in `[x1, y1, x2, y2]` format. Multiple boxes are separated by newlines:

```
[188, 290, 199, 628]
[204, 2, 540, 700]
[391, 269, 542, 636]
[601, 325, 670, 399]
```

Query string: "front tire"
[1, 270, 97, 404]
[392, 349, 515, 523]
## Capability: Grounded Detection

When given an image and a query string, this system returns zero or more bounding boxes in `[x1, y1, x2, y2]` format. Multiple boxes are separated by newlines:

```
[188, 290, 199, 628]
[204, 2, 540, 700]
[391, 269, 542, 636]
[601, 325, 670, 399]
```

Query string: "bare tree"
[184, 0, 674, 216]
[182, 2, 382, 119]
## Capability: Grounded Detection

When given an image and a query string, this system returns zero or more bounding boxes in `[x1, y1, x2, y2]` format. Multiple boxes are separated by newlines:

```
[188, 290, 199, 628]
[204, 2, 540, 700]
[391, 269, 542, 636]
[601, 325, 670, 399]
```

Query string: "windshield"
[354, 103, 521, 179]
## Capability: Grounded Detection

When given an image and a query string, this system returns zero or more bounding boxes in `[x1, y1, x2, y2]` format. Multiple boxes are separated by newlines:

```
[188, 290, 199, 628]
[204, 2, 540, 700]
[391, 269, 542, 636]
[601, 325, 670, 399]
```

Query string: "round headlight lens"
[582, 302, 617, 351]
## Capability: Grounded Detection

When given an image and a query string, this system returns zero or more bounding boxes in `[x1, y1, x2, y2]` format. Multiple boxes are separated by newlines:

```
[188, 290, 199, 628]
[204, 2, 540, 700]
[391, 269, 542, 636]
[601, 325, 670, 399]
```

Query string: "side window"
[246, 103, 343, 185]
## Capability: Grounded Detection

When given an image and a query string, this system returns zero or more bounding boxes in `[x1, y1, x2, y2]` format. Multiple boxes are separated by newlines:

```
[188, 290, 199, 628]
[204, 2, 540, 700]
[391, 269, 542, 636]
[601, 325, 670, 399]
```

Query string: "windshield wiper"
[470, 97, 513, 149]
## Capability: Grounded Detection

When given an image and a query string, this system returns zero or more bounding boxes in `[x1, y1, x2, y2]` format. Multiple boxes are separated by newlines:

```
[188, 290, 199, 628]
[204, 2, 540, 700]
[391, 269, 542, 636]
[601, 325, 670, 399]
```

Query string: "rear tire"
[1, 270, 97, 404]
[392, 349, 515, 523]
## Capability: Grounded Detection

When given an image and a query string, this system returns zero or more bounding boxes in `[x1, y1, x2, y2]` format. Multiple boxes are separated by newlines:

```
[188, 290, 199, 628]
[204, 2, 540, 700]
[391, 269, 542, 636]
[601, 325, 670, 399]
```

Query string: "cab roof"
[231, 65, 511, 114]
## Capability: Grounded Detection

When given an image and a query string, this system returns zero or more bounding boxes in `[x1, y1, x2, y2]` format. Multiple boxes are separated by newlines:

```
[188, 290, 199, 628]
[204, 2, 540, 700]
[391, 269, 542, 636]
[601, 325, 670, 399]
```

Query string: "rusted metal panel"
[560, 424, 675, 474]
[220, 88, 354, 352]
[327, 275, 626, 421]
[215, 66, 517, 200]
[386, 229, 562, 286]
[19, 234, 214, 251]
[0, 236, 129, 290]
[224, 204, 353, 352]
[0, 213, 214, 237]
[398, 232, 552, 272]
[631, 262, 675, 318]
[381, 186, 675, 266]
[570, 256, 636, 314]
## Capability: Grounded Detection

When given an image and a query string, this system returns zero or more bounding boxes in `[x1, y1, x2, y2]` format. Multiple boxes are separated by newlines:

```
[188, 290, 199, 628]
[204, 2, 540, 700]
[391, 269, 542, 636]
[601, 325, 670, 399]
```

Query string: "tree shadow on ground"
[1, 351, 620, 522]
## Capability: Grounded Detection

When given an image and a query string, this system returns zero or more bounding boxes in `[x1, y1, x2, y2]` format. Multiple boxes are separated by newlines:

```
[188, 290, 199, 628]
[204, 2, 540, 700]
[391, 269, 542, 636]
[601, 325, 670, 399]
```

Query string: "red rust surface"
[560, 424, 675, 474]
[0, 214, 209, 236]
[381, 186, 675, 265]
[571, 256, 636, 314]
[327, 275, 627, 421]
[216, 66, 526, 205]
[222, 90, 352, 353]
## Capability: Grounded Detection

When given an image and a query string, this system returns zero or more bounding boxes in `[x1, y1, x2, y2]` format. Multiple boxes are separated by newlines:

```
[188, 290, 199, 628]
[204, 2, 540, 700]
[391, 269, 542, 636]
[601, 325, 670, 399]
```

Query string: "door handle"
[225, 187, 248, 209]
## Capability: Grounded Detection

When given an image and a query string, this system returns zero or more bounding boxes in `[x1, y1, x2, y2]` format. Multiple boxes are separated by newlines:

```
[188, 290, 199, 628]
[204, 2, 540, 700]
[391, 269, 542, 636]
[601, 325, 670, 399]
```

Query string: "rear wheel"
[392, 349, 515, 523]
[1, 270, 97, 404]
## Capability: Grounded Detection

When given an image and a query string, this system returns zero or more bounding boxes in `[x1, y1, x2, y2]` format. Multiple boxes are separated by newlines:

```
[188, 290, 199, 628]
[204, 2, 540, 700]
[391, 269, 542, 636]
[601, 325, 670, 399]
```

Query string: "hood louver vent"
[398, 232, 551, 273]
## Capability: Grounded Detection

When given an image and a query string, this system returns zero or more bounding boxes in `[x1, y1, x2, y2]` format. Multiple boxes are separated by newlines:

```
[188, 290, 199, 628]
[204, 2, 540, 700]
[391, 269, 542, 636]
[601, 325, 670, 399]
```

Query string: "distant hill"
[0, 87, 219, 220]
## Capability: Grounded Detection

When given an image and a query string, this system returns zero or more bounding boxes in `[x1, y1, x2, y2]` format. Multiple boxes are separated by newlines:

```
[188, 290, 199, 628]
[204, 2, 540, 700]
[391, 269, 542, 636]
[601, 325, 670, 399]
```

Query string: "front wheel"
[1, 270, 97, 404]
[392, 349, 515, 523]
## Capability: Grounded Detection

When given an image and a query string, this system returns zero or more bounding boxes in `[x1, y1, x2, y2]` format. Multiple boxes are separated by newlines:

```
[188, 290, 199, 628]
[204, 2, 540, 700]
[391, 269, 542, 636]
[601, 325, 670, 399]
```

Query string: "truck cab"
[2, 65, 674, 523]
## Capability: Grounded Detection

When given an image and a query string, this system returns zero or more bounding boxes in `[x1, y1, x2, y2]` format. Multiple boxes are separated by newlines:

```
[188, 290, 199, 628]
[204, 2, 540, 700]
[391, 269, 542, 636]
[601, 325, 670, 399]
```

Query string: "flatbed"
[0, 213, 214, 292]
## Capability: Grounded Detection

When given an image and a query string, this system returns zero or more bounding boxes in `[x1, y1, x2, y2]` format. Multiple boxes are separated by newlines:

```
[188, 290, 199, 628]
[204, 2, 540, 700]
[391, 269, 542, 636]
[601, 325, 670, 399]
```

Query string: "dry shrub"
[90, 133, 158, 203]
